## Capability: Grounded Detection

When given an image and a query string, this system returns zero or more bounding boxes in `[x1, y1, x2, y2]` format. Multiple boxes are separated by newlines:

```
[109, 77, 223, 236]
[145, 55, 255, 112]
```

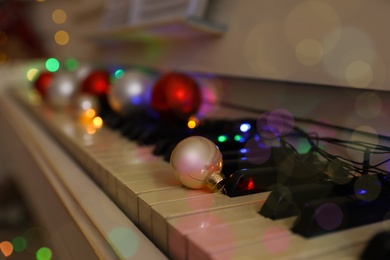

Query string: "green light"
[36, 247, 52, 260]
[234, 134, 244, 142]
[64, 58, 78, 71]
[12, 236, 27, 252]
[114, 69, 125, 79]
[45, 58, 60, 72]
[217, 135, 228, 143]
[297, 138, 311, 154]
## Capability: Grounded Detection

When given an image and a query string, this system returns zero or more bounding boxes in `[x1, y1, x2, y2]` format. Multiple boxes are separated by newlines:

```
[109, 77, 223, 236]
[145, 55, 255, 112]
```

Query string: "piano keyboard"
[4, 85, 390, 259]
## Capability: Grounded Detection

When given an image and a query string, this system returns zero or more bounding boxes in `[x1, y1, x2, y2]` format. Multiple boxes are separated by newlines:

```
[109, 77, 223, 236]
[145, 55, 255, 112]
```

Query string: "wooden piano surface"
[2, 63, 390, 260]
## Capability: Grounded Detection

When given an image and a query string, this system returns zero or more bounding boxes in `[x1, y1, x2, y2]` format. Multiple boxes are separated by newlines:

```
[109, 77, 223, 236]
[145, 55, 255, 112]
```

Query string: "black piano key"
[291, 181, 390, 238]
[290, 194, 390, 237]
[137, 124, 188, 145]
[224, 167, 280, 197]
[259, 181, 343, 219]
[361, 232, 390, 260]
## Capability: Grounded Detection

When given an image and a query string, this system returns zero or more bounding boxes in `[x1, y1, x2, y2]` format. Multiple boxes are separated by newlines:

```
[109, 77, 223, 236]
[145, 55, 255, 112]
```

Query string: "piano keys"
[4, 78, 390, 260]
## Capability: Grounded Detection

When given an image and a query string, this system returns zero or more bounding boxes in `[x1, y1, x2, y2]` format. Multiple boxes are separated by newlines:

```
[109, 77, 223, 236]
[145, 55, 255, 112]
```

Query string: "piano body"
[2, 0, 390, 259]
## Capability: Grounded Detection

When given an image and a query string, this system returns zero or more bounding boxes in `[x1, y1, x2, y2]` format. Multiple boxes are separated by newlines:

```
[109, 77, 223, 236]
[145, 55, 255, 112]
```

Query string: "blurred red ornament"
[81, 70, 110, 97]
[151, 72, 202, 122]
[33, 71, 53, 98]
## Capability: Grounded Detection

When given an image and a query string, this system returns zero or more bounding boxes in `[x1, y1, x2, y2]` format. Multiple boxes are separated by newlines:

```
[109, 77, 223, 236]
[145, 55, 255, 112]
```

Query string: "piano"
[2, 1, 390, 259]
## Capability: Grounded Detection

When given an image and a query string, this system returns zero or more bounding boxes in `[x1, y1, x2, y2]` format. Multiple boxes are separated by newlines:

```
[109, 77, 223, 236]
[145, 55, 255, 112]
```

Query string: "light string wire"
[208, 98, 390, 178]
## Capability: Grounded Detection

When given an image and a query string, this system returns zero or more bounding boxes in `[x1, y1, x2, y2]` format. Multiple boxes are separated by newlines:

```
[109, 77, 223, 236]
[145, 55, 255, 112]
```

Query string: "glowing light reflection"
[295, 38, 323, 66]
[92, 116, 103, 129]
[345, 60, 373, 88]
[27, 68, 39, 81]
[52, 9, 67, 24]
[54, 30, 70, 45]
[12, 237, 27, 253]
[315, 202, 343, 230]
[240, 123, 251, 133]
[108, 227, 139, 258]
[0, 241, 13, 257]
[355, 92, 382, 119]
[46, 58, 60, 72]
[36, 247, 52, 260]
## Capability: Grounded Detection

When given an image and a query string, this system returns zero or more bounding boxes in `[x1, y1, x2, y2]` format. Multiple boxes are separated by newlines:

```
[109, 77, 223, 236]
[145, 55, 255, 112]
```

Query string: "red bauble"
[81, 70, 110, 97]
[151, 72, 202, 122]
[33, 71, 53, 98]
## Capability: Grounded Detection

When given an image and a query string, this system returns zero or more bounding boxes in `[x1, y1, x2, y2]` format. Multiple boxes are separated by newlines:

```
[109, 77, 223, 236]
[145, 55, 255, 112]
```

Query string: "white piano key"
[210, 219, 390, 260]
[151, 192, 270, 254]
[186, 216, 295, 260]
[138, 188, 211, 238]
[121, 176, 183, 223]
[112, 164, 175, 208]
[167, 202, 268, 260]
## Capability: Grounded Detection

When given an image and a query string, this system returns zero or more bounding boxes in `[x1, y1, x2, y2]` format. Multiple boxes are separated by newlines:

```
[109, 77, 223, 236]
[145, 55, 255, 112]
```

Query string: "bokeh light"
[27, 68, 39, 82]
[345, 60, 373, 88]
[355, 92, 382, 119]
[262, 226, 290, 253]
[257, 109, 295, 139]
[45, 58, 60, 72]
[295, 38, 324, 66]
[65, 58, 79, 71]
[244, 21, 295, 78]
[54, 30, 70, 45]
[36, 247, 52, 260]
[52, 9, 67, 24]
[0, 241, 13, 257]
[187, 115, 199, 129]
[315, 202, 343, 230]
[285, 1, 341, 56]
[114, 69, 125, 79]
[354, 175, 381, 202]
[92, 116, 103, 128]
[12, 237, 27, 253]
[244, 136, 272, 165]
[108, 227, 139, 258]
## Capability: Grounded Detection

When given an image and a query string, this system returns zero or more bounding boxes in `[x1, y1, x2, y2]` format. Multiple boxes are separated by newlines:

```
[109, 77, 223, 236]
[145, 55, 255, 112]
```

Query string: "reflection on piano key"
[209, 219, 390, 259]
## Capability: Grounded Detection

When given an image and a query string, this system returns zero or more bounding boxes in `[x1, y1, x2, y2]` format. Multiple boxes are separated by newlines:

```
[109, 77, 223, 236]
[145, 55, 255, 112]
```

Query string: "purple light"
[358, 189, 367, 195]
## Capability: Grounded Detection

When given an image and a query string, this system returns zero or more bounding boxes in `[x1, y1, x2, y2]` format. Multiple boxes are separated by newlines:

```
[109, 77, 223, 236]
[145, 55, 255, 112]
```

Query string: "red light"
[237, 176, 255, 191]
[151, 72, 201, 122]
[81, 70, 110, 97]
[33, 71, 53, 98]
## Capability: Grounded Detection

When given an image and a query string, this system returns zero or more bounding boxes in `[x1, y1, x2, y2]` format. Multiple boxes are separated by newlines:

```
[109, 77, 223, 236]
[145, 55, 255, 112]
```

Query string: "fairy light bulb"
[170, 136, 225, 192]
[73, 93, 99, 123]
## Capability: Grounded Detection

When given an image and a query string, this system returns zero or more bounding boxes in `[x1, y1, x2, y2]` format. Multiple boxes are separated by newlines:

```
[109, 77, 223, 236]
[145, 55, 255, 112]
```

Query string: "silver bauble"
[108, 70, 155, 116]
[47, 72, 79, 108]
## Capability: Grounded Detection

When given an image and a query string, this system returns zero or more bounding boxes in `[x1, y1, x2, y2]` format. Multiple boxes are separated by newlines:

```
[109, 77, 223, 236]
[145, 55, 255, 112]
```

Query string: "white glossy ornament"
[47, 72, 79, 108]
[108, 70, 154, 116]
[170, 136, 225, 192]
